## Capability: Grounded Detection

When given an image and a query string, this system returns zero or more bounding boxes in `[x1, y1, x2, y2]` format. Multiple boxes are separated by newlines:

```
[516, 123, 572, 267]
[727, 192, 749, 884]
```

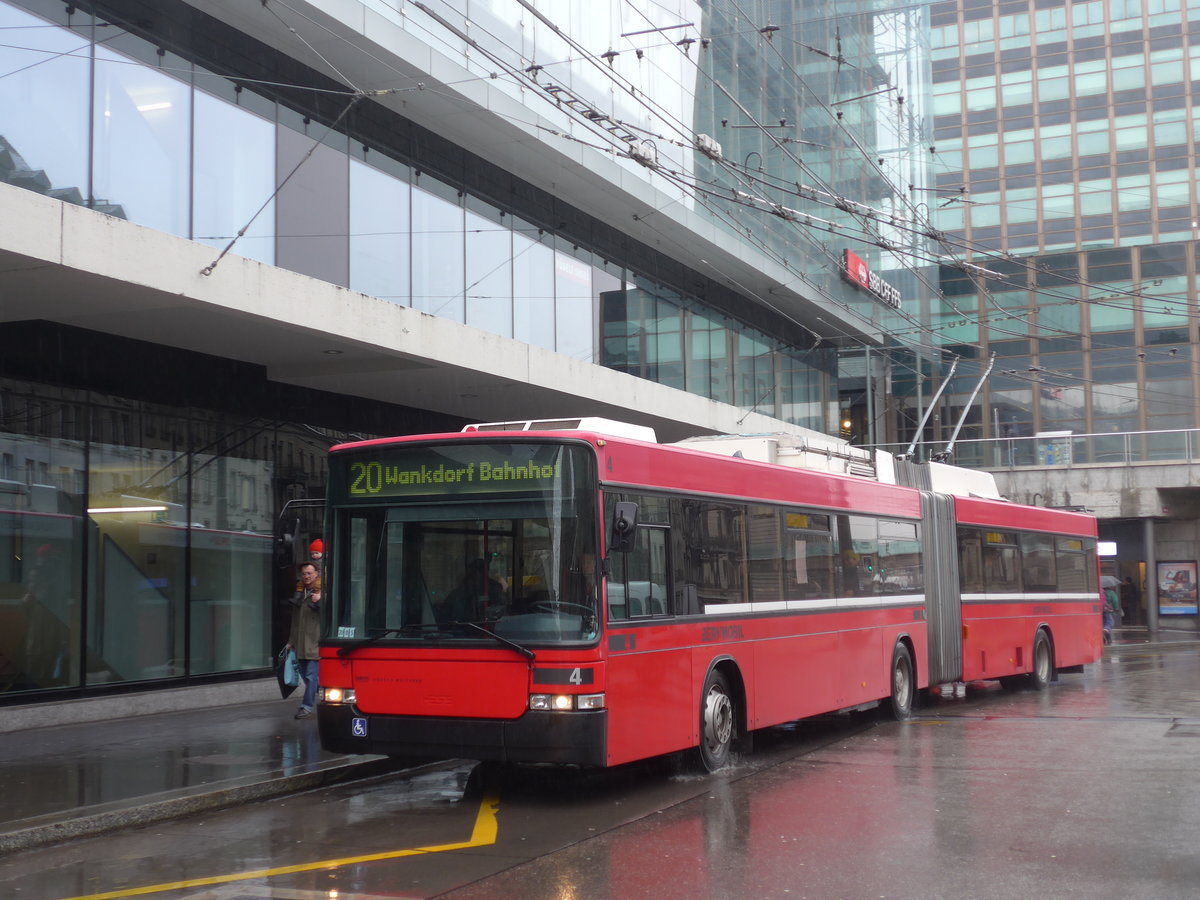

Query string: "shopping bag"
[275, 647, 300, 698]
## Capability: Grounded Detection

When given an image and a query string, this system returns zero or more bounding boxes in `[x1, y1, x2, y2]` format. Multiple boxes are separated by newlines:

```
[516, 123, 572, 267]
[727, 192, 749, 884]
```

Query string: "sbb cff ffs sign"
[842, 249, 901, 309]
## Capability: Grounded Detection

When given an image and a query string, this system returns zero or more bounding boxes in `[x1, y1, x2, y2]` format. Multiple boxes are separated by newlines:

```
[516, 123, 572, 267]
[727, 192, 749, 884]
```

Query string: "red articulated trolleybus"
[317, 418, 1102, 770]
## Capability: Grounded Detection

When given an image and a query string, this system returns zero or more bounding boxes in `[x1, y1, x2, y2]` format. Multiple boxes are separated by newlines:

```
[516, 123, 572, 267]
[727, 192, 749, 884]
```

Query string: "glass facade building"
[0, 0, 940, 701]
[927, 0, 1199, 463]
[0, 324, 464, 698]
[0, 0, 870, 429]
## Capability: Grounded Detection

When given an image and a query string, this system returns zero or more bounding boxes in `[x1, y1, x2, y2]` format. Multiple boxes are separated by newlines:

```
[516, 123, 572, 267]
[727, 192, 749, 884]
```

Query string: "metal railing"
[872, 429, 1200, 471]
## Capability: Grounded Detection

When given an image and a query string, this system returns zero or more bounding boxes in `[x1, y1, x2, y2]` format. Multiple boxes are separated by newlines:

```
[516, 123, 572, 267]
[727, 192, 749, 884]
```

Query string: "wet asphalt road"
[4, 645, 1200, 900]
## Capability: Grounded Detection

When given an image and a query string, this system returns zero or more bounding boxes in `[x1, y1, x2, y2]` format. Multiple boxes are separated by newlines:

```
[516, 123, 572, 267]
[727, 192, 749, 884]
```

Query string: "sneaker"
[294, 707, 311, 719]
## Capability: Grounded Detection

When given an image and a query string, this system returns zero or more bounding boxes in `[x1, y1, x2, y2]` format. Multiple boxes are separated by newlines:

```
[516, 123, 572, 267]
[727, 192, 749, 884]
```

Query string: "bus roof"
[329, 423, 1086, 528]
[954, 494, 1098, 537]
[461, 417, 658, 442]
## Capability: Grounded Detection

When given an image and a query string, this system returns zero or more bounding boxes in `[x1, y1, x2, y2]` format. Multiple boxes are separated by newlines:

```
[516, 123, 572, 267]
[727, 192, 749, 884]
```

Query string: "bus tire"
[1029, 630, 1054, 691]
[697, 668, 735, 772]
[888, 642, 915, 720]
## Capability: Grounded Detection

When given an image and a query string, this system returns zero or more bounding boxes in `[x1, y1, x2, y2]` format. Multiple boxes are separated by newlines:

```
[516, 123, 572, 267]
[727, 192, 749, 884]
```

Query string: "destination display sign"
[333, 443, 583, 502]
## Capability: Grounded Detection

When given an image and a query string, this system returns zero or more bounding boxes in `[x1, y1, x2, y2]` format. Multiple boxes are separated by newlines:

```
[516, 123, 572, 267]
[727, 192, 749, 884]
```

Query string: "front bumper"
[318, 703, 609, 767]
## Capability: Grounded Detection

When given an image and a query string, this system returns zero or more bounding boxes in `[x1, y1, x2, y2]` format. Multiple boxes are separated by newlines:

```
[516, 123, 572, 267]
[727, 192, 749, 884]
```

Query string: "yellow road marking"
[55, 790, 501, 900]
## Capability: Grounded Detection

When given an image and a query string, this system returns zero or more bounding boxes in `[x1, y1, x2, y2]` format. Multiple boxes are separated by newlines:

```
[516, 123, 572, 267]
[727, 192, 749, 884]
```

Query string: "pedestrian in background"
[1120, 575, 1140, 626]
[1101, 576, 1120, 644]
[287, 562, 321, 719]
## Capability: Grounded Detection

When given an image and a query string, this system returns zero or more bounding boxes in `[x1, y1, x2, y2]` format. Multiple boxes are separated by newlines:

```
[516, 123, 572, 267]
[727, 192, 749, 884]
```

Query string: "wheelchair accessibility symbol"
[351, 717, 368, 737]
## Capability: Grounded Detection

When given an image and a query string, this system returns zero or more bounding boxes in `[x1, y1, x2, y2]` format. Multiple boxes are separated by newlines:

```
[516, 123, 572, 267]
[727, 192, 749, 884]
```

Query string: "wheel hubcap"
[894, 659, 911, 705]
[1036, 642, 1050, 680]
[704, 687, 733, 752]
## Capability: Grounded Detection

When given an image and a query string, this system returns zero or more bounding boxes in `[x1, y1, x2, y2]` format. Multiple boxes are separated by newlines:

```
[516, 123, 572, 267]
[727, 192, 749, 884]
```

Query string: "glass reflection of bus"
[0, 479, 273, 691]
[318, 420, 1101, 770]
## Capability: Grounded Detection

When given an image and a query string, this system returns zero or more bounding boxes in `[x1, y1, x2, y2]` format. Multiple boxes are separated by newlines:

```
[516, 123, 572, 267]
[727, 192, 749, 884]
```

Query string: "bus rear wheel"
[697, 669, 735, 772]
[1029, 630, 1054, 691]
[888, 642, 915, 720]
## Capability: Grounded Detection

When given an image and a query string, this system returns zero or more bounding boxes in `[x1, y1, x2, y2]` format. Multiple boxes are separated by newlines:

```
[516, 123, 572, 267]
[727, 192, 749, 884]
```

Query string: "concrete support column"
[1144, 517, 1158, 636]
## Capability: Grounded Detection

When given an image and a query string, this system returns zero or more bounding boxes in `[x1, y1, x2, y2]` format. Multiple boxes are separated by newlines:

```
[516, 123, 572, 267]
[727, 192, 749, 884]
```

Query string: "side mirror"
[609, 502, 639, 553]
[274, 517, 299, 564]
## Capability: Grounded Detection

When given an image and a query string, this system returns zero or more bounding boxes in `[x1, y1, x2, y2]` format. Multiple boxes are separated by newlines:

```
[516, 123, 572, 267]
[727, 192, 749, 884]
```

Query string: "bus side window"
[609, 525, 670, 618]
[981, 535, 1021, 593]
[1055, 536, 1090, 592]
[958, 529, 983, 594]
[1020, 532, 1056, 591]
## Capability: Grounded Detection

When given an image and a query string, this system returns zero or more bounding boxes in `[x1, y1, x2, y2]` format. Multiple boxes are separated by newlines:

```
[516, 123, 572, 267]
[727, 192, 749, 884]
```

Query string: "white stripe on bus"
[704, 594, 924, 615]
[702, 592, 1096, 615]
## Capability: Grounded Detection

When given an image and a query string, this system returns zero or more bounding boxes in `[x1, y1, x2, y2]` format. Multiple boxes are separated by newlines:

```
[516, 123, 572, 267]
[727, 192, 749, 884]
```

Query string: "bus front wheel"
[697, 668, 735, 772]
[888, 642, 915, 720]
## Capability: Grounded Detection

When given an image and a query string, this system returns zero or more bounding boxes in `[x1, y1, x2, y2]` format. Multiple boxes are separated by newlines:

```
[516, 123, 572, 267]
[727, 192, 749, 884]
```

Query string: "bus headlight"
[529, 693, 605, 711]
[321, 687, 356, 705]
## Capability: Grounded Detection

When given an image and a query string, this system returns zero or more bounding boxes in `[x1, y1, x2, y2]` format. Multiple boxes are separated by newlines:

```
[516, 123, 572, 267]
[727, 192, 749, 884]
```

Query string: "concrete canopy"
[0, 183, 814, 444]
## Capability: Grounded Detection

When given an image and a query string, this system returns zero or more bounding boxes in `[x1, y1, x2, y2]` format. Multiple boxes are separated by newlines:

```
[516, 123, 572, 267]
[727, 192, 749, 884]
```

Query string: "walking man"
[287, 562, 321, 719]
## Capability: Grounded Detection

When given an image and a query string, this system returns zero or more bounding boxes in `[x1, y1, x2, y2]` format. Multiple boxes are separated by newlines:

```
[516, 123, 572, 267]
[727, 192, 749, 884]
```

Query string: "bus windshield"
[327, 441, 599, 646]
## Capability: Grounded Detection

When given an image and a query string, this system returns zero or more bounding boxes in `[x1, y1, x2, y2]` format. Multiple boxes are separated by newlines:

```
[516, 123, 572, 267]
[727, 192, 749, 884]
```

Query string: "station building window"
[0, 376, 338, 699]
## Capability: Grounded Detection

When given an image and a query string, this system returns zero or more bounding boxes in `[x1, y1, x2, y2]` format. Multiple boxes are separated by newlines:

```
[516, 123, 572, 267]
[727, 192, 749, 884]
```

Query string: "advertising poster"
[1157, 561, 1198, 616]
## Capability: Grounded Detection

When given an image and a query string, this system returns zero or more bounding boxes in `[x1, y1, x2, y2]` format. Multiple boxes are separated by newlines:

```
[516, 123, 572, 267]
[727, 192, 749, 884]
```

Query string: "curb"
[0, 756, 409, 855]
[1104, 640, 1200, 655]
[0, 680, 282, 735]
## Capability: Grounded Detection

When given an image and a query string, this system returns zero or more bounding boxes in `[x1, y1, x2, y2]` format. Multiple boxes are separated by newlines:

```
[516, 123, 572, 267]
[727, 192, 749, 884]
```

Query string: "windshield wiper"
[452, 621, 536, 661]
[336, 624, 445, 656]
[336, 622, 535, 660]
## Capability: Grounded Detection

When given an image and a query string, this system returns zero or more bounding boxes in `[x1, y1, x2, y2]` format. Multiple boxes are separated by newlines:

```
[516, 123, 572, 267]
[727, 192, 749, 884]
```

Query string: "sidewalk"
[1106, 624, 1200, 651]
[0, 692, 410, 854]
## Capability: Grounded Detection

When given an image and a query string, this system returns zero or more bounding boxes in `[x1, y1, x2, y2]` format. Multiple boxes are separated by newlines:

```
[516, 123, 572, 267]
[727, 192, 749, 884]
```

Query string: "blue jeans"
[298, 658, 319, 711]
